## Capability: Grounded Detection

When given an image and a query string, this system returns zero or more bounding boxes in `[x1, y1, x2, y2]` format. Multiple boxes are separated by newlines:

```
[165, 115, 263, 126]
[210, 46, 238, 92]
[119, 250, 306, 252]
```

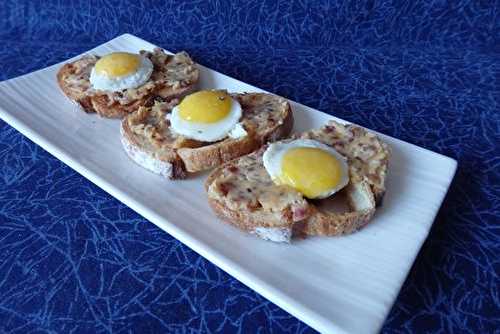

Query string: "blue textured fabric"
[0, 1, 499, 333]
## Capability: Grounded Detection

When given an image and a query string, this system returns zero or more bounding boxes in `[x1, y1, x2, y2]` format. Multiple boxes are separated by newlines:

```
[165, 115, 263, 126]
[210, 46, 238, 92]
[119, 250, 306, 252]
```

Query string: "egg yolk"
[179, 90, 232, 123]
[278, 147, 344, 199]
[94, 52, 140, 78]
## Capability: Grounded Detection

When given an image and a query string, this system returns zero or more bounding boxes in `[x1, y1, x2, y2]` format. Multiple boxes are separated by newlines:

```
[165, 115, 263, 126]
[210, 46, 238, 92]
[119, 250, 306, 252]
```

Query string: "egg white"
[170, 96, 243, 142]
[89, 55, 153, 92]
[263, 139, 349, 199]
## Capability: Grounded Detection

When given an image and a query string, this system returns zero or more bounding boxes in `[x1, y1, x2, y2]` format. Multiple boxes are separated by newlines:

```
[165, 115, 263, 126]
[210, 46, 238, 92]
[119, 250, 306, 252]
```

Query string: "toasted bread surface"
[121, 92, 293, 178]
[57, 49, 199, 118]
[205, 121, 390, 241]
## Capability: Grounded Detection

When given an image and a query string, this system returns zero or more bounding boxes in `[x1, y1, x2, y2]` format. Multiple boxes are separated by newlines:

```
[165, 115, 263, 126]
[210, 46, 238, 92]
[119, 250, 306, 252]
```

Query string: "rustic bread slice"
[57, 48, 199, 118]
[121, 93, 294, 178]
[205, 120, 390, 242]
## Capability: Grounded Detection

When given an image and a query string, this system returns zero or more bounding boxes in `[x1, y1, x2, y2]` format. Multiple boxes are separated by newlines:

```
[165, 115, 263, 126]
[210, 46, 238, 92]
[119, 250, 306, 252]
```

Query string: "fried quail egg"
[89, 52, 153, 91]
[170, 90, 245, 142]
[263, 139, 349, 199]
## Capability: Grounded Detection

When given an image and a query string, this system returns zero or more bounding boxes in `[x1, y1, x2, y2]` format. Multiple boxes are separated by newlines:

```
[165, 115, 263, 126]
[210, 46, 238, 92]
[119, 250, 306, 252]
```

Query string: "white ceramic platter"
[0, 34, 457, 334]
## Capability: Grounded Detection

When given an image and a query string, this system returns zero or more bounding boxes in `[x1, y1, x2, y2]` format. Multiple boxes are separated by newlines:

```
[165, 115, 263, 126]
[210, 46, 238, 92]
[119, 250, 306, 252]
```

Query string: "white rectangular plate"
[0, 34, 457, 334]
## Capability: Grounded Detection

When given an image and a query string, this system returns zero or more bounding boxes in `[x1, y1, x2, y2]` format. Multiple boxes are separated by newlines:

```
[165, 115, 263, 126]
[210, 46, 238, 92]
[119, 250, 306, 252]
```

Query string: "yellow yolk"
[94, 52, 141, 78]
[278, 147, 344, 198]
[178, 90, 232, 123]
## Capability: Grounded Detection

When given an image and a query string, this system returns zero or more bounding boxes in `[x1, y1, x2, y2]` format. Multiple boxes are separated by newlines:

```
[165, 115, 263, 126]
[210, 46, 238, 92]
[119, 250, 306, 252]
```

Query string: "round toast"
[205, 120, 390, 242]
[57, 48, 199, 118]
[120, 92, 294, 178]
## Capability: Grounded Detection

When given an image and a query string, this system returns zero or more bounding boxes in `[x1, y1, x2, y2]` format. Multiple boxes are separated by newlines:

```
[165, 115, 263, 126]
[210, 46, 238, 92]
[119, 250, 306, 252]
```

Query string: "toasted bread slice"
[205, 121, 390, 242]
[121, 93, 294, 178]
[57, 48, 199, 118]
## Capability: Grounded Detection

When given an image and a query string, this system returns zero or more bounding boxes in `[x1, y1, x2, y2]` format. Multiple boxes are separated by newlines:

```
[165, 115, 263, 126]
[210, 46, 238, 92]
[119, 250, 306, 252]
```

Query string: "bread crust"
[57, 49, 199, 118]
[121, 92, 294, 177]
[121, 117, 187, 179]
[207, 197, 294, 242]
[177, 135, 260, 173]
[294, 181, 376, 237]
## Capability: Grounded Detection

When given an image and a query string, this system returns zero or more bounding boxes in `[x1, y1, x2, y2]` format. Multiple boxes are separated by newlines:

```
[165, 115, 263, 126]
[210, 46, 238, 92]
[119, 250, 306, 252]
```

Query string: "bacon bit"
[368, 173, 380, 183]
[145, 95, 165, 107]
[247, 200, 262, 211]
[171, 160, 187, 179]
[218, 182, 232, 196]
[227, 165, 239, 173]
[292, 206, 309, 222]
[282, 208, 293, 221]
[333, 141, 345, 149]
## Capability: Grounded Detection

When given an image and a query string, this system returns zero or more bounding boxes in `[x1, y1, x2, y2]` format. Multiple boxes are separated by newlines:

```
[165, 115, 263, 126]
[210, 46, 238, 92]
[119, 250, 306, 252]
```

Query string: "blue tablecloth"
[0, 1, 498, 332]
